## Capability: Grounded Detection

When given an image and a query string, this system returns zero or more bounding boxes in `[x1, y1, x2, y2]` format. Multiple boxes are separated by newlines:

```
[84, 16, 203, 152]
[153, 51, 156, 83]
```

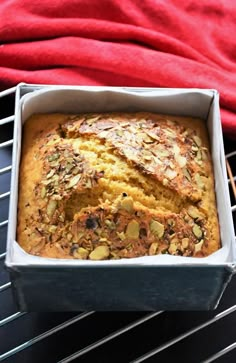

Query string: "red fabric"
[0, 0, 236, 134]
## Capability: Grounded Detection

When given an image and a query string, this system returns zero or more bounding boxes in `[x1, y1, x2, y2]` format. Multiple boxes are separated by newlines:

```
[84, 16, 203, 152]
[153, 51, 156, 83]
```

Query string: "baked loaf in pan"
[17, 112, 220, 259]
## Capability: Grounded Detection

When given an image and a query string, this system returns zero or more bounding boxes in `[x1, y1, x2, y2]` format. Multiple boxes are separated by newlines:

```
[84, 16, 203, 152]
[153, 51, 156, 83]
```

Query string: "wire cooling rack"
[0, 87, 236, 363]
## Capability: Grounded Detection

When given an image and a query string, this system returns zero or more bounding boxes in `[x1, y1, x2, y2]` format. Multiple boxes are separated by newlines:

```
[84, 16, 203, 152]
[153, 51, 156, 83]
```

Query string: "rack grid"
[0, 87, 236, 363]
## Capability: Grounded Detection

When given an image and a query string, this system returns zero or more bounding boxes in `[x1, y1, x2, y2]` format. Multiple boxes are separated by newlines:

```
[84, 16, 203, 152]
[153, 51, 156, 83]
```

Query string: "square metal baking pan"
[5, 83, 236, 311]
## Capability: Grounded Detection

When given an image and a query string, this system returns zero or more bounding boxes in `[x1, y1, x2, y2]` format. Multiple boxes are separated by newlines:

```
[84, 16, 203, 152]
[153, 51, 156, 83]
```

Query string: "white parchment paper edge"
[6, 86, 235, 266]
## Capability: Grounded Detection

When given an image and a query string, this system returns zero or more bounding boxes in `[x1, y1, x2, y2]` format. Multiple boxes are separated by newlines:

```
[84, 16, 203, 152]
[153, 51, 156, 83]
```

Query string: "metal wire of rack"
[0, 87, 236, 363]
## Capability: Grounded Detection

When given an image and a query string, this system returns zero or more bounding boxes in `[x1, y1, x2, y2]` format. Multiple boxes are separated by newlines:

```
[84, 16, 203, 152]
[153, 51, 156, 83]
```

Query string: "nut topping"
[183, 168, 191, 181]
[194, 239, 204, 253]
[175, 154, 187, 168]
[126, 220, 140, 239]
[41, 186, 46, 199]
[164, 167, 177, 180]
[193, 135, 202, 147]
[89, 246, 110, 260]
[73, 247, 89, 259]
[66, 174, 81, 189]
[120, 196, 134, 213]
[182, 238, 189, 249]
[150, 220, 164, 238]
[187, 206, 204, 220]
[149, 242, 158, 255]
[192, 224, 203, 239]
[46, 200, 57, 217]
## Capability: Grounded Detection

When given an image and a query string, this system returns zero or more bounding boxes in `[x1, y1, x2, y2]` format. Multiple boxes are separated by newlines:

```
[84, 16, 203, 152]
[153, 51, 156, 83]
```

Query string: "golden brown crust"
[17, 112, 220, 259]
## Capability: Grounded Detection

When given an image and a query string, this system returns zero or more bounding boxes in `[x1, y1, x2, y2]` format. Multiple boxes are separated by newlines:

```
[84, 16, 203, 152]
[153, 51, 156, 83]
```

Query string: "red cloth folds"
[0, 0, 236, 134]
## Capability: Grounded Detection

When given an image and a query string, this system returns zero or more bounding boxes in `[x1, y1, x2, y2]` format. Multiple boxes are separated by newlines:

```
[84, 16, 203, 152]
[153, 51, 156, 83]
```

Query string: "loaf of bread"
[17, 112, 220, 259]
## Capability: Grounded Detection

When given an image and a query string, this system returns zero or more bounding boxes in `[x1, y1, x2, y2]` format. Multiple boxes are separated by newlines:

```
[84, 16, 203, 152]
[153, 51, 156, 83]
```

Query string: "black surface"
[1, 93, 236, 363]
[9, 264, 233, 311]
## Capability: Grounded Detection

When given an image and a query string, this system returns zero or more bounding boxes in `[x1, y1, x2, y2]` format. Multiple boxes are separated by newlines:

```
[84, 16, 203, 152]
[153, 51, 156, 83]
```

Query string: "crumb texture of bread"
[17, 112, 220, 259]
